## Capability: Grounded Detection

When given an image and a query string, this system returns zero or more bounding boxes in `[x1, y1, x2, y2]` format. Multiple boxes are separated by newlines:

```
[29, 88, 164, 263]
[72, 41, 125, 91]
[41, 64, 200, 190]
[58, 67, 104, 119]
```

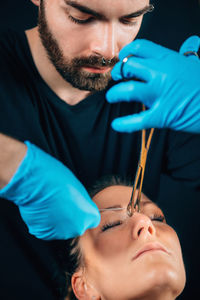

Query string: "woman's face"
[73, 186, 186, 300]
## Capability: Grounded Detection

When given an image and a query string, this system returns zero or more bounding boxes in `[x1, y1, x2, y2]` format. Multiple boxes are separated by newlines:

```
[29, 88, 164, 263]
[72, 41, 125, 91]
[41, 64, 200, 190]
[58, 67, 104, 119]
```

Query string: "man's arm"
[0, 133, 27, 189]
[0, 135, 100, 239]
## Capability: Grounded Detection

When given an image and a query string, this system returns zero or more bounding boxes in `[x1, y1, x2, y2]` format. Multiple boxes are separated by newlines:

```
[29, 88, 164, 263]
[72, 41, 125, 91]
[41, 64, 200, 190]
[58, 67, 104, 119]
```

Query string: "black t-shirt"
[0, 30, 200, 299]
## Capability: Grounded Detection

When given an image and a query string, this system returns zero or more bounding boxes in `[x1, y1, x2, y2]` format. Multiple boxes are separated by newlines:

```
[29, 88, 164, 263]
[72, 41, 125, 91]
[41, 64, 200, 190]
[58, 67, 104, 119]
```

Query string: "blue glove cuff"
[0, 141, 33, 204]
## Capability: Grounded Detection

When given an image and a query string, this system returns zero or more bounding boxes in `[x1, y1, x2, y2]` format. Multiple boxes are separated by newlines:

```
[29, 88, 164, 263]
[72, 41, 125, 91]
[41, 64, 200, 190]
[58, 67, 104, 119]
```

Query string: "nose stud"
[102, 58, 112, 65]
[102, 58, 106, 65]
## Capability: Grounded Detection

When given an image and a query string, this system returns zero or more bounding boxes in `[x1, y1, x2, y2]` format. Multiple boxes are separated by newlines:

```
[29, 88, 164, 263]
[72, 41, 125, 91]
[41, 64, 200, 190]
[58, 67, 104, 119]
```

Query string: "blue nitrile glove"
[0, 141, 100, 240]
[106, 36, 200, 133]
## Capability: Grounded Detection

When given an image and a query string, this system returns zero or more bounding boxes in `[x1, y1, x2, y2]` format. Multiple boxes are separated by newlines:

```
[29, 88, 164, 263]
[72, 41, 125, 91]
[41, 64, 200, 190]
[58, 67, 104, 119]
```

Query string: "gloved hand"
[0, 141, 100, 240]
[106, 36, 200, 133]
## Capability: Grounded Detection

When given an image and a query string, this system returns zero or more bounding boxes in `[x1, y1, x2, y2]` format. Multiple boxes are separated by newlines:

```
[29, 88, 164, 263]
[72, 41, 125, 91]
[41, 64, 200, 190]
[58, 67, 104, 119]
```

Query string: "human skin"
[0, 134, 27, 189]
[72, 186, 186, 300]
[28, 0, 150, 104]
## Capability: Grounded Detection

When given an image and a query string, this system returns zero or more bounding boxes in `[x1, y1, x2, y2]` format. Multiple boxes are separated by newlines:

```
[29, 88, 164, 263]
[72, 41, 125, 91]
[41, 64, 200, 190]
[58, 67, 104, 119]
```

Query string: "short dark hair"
[52, 175, 134, 300]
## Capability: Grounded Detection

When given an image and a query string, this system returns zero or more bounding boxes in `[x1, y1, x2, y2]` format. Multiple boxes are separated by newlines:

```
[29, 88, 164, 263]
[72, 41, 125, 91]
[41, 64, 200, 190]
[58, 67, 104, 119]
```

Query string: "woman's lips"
[82, 66, 111, 74]
[132, 243, 170, 261]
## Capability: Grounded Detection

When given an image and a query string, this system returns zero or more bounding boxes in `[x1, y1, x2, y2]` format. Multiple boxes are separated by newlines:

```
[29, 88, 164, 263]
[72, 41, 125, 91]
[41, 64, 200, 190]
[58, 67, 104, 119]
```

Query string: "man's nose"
[89, 23, 119, 60]
[130, 212, 156, 240]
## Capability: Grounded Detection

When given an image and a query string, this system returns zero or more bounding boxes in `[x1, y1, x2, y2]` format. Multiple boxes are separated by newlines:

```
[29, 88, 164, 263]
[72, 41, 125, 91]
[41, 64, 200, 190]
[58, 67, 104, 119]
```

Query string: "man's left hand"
[106, 36, 200, 133]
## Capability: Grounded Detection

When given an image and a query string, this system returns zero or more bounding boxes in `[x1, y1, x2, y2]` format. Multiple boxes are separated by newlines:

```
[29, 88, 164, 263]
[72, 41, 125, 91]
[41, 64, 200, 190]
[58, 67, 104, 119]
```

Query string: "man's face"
[37, 0, 151, 91]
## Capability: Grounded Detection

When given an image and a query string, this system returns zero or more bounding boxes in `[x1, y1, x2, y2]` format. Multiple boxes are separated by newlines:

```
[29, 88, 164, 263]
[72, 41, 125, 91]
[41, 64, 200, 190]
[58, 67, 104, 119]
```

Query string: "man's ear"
[30, 0, 40, 7]
[72, 271, 100, 300]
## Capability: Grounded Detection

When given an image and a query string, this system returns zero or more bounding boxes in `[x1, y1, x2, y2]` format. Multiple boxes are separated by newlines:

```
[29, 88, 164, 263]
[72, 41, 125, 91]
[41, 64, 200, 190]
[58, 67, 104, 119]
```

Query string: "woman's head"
[65, 175, 186, 300]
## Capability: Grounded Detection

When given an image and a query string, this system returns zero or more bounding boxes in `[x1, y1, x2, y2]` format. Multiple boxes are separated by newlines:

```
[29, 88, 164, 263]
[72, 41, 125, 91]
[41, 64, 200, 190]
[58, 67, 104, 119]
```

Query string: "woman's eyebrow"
[99, 201, 162, 214]
[64, 1, 154, 20]
[142, 201, 164, 213]
[99, 205, 123, 213]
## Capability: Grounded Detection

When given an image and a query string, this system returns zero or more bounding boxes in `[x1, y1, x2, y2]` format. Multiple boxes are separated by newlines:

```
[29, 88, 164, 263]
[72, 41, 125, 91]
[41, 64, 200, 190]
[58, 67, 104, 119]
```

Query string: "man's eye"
[120, 18, 138, 26]
[101, 220, 123, 232]
[68, 15, 93, 24]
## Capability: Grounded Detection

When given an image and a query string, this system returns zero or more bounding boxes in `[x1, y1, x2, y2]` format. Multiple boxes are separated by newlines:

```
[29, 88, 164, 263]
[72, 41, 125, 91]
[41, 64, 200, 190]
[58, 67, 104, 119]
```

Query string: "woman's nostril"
[137, 225, 154, 237]
[148, 226, 154, 235]
[138, 227, 143, 236]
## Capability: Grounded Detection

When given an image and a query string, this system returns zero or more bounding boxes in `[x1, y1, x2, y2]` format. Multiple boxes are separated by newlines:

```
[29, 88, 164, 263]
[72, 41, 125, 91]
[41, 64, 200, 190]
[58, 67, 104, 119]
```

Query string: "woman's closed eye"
[101, 213, 165, 232]
[101, 220, 123, 232]
[152, 214, 166, 223]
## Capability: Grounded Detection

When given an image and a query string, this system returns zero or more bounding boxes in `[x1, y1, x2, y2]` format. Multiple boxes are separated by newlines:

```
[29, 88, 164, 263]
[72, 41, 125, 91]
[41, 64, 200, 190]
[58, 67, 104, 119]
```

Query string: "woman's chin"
[141, 263, 186, 299]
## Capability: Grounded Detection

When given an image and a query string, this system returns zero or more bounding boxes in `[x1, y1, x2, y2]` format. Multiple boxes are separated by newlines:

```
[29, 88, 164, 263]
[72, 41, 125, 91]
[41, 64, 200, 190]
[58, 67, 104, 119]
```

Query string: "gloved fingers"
[111, 110, 155, 133]
[113, 56, 153, 82]
[106, 81, 152, 107]
[111, 61, 124, 81]
[111, 56, 153, 82]
[119, 39, 170, 61]
[179, 35, 200, 60]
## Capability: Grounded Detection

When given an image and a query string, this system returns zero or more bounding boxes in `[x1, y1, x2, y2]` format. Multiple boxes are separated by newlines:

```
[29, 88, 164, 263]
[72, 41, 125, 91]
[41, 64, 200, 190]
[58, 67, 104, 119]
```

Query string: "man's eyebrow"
[122, 5, 154, 19]
[64, 0, 105, 19]
[64, 1, 154, 20]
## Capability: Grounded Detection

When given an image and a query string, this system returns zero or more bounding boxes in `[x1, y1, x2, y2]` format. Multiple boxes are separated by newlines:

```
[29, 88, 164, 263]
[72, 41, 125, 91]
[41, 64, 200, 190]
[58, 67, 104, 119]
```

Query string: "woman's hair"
[52, 174, 133, 300]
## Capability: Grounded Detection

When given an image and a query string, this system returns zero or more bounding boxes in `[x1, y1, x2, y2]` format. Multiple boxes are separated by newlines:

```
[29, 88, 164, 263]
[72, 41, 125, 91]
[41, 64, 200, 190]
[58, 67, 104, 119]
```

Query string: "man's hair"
[52, 174, 133, 300]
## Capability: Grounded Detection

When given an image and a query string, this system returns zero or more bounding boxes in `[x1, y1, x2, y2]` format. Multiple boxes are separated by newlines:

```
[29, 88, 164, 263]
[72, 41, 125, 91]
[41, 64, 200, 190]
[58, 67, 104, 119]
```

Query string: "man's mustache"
[73, 56, 119, 67]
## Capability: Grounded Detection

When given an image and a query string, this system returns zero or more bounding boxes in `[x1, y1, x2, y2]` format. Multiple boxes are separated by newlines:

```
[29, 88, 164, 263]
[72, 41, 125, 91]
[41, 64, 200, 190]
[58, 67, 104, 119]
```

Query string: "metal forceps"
[120, 54, 155, 216]
[99, 106, 154, 216]
[127, 110, 154, 217]
[99, 57, 154, 216]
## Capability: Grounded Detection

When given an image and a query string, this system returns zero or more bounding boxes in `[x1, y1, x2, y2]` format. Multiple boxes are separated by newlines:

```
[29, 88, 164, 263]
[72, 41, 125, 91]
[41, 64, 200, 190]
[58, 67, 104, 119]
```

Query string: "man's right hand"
[0, 141, 100, 240]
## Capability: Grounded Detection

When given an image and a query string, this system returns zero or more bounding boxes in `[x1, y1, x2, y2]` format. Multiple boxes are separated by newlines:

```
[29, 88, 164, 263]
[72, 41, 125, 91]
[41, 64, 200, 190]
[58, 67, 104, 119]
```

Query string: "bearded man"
[0, 1, 200, 299]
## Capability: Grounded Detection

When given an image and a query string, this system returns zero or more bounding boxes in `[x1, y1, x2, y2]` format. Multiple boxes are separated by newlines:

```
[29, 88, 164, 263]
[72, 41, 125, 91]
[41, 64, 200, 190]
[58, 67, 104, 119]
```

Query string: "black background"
[0, 0, 200, 299]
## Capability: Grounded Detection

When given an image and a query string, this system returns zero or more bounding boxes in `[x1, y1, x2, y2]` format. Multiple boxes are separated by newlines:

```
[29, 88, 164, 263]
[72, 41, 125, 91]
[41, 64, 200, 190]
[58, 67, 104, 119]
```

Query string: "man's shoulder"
[0, 29, 32, 87]
[0, 29, 27, 71]
[0, 29, 22, 55]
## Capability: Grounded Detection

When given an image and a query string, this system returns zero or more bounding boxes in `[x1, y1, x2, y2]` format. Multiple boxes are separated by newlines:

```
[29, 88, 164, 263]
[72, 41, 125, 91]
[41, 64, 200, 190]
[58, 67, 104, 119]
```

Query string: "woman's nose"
[130, 212, 156, 241]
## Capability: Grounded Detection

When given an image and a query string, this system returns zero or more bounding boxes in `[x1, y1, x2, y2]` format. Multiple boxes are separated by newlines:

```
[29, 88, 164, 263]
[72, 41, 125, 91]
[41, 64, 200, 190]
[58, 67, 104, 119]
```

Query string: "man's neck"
[25, 27, 91, 106]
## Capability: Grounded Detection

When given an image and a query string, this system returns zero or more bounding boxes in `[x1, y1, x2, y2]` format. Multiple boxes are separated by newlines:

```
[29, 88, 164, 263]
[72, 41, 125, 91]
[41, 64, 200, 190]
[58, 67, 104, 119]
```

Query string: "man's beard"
[38, 1, 118, 92]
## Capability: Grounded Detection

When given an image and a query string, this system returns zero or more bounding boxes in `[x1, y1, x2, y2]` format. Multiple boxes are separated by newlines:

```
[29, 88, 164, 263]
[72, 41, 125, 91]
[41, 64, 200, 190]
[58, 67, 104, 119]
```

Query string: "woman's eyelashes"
[101, 220, 123, 232]
[151, 214, 166, 223]
[101, 214, 165, 232]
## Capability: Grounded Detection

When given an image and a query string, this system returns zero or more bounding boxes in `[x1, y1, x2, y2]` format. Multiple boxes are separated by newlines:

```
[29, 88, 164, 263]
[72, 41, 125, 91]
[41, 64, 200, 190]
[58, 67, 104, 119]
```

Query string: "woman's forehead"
[92, 185, 151, 209]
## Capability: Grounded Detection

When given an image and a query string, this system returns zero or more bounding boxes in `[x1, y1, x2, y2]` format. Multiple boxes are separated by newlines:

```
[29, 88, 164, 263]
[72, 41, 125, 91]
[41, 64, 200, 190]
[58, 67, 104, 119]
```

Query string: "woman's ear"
[30, 0, 40, 7]
[72, 271, 100, 300]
